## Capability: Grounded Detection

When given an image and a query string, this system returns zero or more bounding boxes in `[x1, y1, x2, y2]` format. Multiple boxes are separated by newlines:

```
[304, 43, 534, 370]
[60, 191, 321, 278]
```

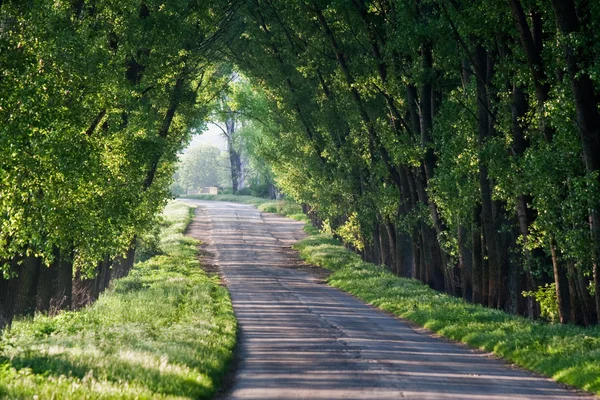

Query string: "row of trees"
[228, 0, 600, 325]
[172, 81, 284, 197]
[172, 145, 230, 195]
[0, 0, 239, 328]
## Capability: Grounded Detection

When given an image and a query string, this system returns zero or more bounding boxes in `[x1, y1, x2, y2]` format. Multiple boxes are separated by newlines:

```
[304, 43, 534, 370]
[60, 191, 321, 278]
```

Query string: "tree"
[221, 0, 600, 325]
[0, 0, 241, 327]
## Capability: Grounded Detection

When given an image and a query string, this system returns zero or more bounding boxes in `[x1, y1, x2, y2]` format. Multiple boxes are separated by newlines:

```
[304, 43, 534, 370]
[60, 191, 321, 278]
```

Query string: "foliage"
[523, 283, 560, 323]
[221, 0, 600, 324]
[0, 0, 237, 274]
[0, 201, 236, 399]
[173, 145, 230, 195]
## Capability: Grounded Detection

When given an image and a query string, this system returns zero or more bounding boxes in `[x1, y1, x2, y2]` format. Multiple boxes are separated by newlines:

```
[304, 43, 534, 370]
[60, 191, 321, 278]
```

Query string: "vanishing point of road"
[183, 199, 593, 400]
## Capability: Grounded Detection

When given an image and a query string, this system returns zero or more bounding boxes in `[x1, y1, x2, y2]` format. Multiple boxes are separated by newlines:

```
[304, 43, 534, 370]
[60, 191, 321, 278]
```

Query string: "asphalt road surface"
[182, 200, 592, 400]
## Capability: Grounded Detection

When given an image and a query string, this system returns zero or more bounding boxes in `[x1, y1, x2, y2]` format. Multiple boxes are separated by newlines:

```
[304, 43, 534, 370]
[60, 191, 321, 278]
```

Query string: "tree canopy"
[2, 0, 600, 327]
[222, 0, 600, 325]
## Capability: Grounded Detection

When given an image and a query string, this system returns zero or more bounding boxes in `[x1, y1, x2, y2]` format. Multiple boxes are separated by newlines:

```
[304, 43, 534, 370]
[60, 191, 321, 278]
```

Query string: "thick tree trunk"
[575, 264, 596, 325]
[0, 258, 19, 329]
[36, 254, 58, 313]
[14, 255, 42, 317]
[397, 229, 414, 278]
[53, 250, 73, 312]
[72, 272, 94, 310]
[384, 221, 398, 274]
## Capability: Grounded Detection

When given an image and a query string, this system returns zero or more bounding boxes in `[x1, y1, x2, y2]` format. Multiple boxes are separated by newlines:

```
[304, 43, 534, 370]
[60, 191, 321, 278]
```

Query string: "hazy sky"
[185, 123, 228, 153]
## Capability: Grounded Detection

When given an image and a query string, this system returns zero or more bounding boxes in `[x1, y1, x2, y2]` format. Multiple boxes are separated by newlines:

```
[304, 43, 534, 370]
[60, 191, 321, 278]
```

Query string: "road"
[182, 200, 592, 400]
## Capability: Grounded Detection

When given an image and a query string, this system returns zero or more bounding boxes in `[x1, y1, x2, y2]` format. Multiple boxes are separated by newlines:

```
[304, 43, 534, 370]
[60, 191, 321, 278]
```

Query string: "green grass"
[0, 201, 236, 399]
[294, 234, 600, 395]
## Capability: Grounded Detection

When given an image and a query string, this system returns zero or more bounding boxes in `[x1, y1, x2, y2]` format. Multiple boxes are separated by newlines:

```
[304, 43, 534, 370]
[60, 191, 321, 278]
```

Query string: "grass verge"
[0, 201, 236, 399]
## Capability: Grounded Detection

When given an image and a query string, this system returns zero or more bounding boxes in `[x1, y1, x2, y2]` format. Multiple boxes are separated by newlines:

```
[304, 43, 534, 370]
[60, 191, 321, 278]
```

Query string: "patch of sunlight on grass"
[0, 200, 236, 400]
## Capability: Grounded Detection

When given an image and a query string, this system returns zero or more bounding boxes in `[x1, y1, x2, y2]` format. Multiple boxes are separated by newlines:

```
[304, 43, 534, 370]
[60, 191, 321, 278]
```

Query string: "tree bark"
[473, 44, 501, 307]
[14, 255, 42, 317]
[471, 213, 483, 304]
[143, 76, 185, 190]
[550, 240, 570, 324]
[53, 249, 73, 312]
[35, 254, 58, 313]
[0, 258, 19, 329]
[226, 115, 243, 194]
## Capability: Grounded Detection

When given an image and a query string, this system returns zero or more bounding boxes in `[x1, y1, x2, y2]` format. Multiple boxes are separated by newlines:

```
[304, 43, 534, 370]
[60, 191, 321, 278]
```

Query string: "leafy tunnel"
[2, 0, 600, 331]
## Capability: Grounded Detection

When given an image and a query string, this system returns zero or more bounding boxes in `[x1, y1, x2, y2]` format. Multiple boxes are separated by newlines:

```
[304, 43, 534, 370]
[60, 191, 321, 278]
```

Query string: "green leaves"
[0, 0, 238, 275]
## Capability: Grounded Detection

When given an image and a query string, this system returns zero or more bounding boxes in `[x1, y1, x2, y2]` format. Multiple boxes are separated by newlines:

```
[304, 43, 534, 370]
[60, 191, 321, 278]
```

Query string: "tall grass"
[0, 201, 236, 399]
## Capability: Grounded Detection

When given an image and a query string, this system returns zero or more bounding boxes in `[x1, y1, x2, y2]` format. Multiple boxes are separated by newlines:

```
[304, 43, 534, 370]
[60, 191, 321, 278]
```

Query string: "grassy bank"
[294, 234, 600, 395]
[0, 201, 236, 399]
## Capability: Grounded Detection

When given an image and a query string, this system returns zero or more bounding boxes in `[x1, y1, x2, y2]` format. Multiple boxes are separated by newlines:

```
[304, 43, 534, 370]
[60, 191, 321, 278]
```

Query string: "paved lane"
[182, 200, 592, 400]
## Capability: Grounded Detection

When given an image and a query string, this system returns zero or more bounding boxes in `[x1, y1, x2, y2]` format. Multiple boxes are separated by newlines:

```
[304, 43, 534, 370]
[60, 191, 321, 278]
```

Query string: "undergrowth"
[0, 201, 236, 399]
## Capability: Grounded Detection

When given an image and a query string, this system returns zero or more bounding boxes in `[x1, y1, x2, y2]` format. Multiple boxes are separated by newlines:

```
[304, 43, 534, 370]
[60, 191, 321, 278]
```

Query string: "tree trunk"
[471, 214, 483, 304]
[566, 259, 579, 324]
[385, 221, 398, 274]
[550, 240, 570, 324]
[0, 258, 19, 329]
[53, 249, 73, 312]
[575, 264, 596, 325]
[458, 224, 472, 301]
[14, 255, 42, 317]
[226, 116, 243, 194]
[143, 76, 185, 190]
[36, 253, 58, 313]
[473, 44, 501, 308]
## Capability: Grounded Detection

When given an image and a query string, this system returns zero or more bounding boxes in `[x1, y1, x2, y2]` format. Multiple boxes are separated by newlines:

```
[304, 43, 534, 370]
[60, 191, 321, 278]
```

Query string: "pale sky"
[185, 123, 228, 153]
